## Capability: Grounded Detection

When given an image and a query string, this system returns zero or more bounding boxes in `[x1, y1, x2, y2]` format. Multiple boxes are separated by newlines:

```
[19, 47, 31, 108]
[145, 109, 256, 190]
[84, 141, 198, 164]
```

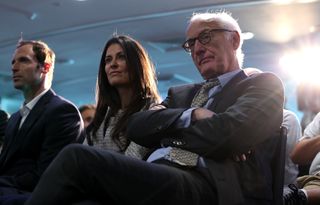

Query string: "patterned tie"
[191, 78, 220, 107]
[168, 147, 199, 166]
[168, 78, 220, 167]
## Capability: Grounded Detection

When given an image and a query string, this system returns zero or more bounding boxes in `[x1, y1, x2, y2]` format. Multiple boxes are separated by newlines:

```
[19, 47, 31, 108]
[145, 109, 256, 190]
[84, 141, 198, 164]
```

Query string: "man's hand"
[191, 108, 214, 121]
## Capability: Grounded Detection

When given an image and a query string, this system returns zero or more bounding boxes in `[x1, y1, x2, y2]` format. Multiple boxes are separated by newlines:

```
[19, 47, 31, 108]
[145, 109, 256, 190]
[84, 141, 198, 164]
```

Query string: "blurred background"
[1, 0, 320, 122]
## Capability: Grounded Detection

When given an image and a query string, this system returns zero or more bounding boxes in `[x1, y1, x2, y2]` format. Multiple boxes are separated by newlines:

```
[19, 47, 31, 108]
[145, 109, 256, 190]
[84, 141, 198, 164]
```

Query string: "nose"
[193, 39, 206, 57]
[11, 61, 18, 72]
[110, 58, 118, 69]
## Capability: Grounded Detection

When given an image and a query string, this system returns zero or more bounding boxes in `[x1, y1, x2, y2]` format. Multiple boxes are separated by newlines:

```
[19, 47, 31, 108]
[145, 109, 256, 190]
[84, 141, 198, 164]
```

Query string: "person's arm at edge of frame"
[291, 136, 320, 165]
[291, 112, 320, 165]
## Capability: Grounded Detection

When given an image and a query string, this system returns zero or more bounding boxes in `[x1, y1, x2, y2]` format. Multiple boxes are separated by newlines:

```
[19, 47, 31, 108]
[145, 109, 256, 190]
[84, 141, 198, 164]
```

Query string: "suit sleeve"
[127, 107, 187, 147]
[127, 84, 198, 147]
[16, 101, 84, 190]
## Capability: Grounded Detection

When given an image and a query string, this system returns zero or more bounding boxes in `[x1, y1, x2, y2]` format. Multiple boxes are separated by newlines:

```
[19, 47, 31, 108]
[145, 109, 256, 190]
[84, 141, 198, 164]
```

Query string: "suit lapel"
[210, 70, 248, 111]
[189, 83, 203, 105]
[17, 90, 54, 136]
[168, 83, 202, 108]
[3, 90, 55, 164]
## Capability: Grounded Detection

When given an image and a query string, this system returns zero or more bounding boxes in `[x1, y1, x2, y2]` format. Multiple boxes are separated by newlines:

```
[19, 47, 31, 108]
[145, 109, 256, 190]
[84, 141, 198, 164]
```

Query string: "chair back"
[271, 126, 287, 205]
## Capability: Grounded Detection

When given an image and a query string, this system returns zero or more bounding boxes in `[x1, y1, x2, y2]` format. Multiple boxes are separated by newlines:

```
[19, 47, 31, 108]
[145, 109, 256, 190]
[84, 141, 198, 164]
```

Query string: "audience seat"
[272, 126, 287, 205]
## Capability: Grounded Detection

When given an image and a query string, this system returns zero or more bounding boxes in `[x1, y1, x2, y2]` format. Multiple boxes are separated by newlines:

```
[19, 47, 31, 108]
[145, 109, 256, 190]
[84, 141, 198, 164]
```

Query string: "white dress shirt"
[19, 89, 49, 129]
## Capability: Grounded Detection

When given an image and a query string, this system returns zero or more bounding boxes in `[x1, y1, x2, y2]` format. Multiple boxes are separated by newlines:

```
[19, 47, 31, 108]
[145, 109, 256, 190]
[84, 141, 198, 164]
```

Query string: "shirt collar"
[22, 89, 49, 111]
[214, 69, 242, 88]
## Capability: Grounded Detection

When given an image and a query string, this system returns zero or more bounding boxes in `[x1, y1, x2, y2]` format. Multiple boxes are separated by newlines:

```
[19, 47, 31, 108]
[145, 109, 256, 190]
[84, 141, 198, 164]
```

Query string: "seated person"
[84, 35, 162, 160]
[0, 40, 84, 196]
[78, 104, 96, 143]
[285, 112, 320, 205]
[282, 109, 303, 185]
[79, 104, 96, 129]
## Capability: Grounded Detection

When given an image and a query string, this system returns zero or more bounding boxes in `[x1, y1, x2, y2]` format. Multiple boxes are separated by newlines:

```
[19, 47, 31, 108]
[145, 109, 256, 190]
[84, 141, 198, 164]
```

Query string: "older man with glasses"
[25, 11, 284, 205]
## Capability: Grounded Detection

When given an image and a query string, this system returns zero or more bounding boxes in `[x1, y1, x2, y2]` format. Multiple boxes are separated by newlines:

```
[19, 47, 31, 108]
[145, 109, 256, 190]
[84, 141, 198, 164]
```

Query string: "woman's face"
[105, 43, 130, 87]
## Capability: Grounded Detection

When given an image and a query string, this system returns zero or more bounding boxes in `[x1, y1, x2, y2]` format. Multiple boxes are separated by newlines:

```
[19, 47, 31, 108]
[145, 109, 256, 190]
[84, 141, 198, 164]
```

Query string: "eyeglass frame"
[182, 28, 235, 53]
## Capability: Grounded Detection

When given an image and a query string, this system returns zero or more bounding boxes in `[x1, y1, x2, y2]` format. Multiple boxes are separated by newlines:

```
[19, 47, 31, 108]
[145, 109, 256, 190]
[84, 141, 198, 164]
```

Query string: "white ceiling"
[1, 0, 319, 114]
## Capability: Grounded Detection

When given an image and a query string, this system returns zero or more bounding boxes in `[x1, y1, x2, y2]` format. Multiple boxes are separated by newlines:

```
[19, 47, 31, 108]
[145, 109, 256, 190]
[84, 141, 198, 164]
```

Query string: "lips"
[199, 56, 214, 65]
[109, 71, 121, 76]
[12, 75, 21, 81]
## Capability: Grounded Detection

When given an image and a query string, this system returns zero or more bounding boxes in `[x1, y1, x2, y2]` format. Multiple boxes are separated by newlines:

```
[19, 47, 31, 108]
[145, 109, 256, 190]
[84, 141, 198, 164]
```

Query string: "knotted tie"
[168, 78, 220, 166]
[191, 78, 220, 107]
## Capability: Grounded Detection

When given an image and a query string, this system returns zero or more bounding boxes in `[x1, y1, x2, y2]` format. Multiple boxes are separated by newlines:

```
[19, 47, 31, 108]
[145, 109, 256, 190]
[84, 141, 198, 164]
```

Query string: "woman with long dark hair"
[86, 34, 161, 159]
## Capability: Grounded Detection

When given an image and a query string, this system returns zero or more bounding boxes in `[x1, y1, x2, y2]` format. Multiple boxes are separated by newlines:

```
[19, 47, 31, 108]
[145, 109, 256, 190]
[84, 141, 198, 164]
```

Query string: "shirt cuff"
[175, 108, 196, 128]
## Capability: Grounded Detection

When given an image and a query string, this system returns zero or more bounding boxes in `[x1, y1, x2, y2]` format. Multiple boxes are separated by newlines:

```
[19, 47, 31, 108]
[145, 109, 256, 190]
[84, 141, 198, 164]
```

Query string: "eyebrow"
[105, 51, 125, 58]
[187, 29, 211, 40]
[11, 56, 31, 65]
[198, 29, 214, 35]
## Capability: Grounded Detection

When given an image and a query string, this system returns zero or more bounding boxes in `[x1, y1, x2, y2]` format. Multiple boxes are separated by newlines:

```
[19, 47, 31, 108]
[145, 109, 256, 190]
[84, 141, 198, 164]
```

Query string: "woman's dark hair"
[90, 35, 161, 149]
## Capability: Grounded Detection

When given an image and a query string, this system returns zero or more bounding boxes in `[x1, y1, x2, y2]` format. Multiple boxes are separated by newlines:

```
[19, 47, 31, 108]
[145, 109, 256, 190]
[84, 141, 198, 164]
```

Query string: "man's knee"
[60, 144, 86, 156]
[54, 144, 89, 167]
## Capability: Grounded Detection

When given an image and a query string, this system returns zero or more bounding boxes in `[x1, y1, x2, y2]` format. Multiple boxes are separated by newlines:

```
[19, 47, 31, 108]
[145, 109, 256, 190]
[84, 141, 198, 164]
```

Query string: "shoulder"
[305, 112, 320, 129]
[168, 83, 201, 99]
[44, 91, 79, 114]
[241, 72, 284, 95]
[225, 70, 283, 91]
[282, 109, 301, 136]
[283, 109, 299, 124]
[246, 72, 282, 84]
[168, 83, 201, 95]
[306, 112, 320, 129]
[312, 112, 320, 123]
[160, 83, 201, 107]
[169, 83, 199, 91]
[303, 112, 320, 137]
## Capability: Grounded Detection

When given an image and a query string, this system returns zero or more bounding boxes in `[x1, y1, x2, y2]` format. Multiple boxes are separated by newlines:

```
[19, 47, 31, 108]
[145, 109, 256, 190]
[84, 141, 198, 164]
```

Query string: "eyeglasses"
[182, 28, 235, 53]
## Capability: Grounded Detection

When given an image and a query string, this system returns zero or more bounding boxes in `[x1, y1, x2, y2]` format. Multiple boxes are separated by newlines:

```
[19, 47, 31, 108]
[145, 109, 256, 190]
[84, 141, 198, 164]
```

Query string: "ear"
[42, 63, 51, 73]
[232, 31, 240, 50]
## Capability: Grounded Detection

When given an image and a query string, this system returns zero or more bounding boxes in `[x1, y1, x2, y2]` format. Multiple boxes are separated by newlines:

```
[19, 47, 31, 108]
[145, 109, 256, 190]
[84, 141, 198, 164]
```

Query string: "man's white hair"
[189, 11, 244, 67]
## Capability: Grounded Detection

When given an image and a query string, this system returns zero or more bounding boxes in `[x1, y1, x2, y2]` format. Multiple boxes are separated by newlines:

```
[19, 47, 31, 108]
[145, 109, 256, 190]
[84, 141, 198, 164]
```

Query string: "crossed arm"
[127, 73, 284, 160]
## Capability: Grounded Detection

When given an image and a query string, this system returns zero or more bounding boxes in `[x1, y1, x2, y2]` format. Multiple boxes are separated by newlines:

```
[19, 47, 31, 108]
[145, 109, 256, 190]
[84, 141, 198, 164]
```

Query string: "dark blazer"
[127, 71, 284, 205]
[0, 110, 9, 143]
[0, 89, 84, 192]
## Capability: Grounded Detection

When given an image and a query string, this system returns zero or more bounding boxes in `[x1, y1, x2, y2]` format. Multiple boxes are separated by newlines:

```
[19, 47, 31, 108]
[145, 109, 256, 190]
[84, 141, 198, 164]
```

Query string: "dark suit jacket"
[127, 71, 284, 205]
[0, 110, 9, 143]
[0, 89, 84, 192]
